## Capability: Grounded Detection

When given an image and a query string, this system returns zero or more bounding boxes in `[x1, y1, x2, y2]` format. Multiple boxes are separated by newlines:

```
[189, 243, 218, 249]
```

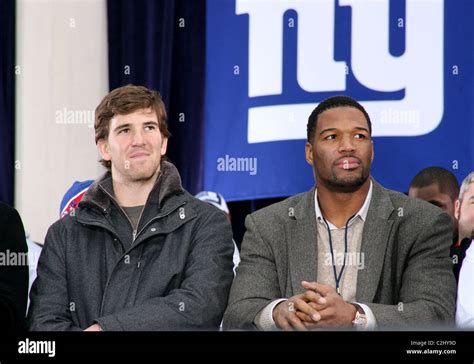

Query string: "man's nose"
[338, 135, 355, 152]
[132, 129, 145, 145]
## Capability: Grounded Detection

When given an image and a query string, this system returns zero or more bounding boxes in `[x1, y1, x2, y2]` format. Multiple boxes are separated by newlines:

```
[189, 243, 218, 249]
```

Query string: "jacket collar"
[355, 180, 395, 302]
[287, 178, 395, 302]
[314, 181, 373, 230]
[80, 160, 184, 212]
[287, 185, 319, 296]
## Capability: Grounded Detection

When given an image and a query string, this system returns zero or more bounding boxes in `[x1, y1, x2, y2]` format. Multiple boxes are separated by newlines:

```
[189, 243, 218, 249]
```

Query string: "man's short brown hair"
[95, 84, 171, 169]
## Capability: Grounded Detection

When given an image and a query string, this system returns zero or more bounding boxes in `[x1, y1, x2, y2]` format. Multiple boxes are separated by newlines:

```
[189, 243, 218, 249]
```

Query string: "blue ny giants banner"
[204, 0, 474, 201]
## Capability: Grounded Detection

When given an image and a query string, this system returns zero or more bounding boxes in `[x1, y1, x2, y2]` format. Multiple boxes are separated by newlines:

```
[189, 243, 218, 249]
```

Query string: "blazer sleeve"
[0, 206, 29, 333]
[365, 211, 456, 328]
[223, 214, 283, 330]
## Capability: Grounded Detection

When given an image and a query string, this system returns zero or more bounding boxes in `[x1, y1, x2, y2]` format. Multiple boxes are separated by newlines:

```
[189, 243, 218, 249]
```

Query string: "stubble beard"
[324, 168, 370, 193]
[122, 159, 161, 185]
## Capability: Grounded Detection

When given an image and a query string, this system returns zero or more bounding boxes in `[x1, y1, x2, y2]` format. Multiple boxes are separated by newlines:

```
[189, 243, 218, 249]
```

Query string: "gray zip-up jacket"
[28, 161, 234, 331]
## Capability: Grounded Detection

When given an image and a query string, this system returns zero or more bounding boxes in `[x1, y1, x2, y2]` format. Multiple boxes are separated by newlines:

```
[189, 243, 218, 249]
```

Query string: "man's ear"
[455, 199, 461, 220]
[97, 139, 111, 162]
[160, 137, 168, 156]
[371, 140, 374, 163]
[305, 142, 314, 166]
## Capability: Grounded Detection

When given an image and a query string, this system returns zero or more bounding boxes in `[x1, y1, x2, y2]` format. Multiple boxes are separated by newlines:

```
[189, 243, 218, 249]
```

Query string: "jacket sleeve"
[0, 206, 29, 333]
[95, 209, 235, 331]
[222, 214, 283, 330]
[365, 211, 457, 328]
[27, 221, 82, 331]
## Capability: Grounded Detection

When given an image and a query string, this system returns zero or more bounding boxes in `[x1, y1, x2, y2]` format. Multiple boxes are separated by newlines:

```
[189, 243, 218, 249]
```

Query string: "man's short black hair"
[409, 166, 460, 201]
[307, 95, 372, 143]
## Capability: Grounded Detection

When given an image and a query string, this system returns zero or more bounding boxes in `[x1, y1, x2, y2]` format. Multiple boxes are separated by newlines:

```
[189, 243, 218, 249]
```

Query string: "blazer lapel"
[287, 187, 319, 296]
[356, 180, 395, 303]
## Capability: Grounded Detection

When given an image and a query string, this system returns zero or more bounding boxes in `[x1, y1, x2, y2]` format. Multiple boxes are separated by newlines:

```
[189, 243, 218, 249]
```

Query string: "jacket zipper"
[132, 201, 186, 243]
[132, 205, 147, 242]
[83, 185, 186, 245]
[90, 200, 186, 316]
[98, 185, 143, 244]
[130, 202, 185, 274]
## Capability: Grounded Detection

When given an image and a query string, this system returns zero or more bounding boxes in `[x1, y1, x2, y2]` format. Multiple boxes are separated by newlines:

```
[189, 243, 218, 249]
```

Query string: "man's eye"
[325, 135, 336, 140]
[354, 134, 366, 139]
[118, 128, 129, 134]
[145, 125, 156, 131]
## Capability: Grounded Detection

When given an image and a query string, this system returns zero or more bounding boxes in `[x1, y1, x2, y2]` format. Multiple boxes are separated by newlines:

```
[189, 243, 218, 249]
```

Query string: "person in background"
[0, 202, 29, 333]
[453, 172, 474, 288]
[25, 233, 42, 311]
[59, 180, 94, 218]
[455, 172, 474, 248]
[195, 191, 240, 274]
[408, 167, 465, 280]
[408, 166, 459, 240]
[456, 237, 474, 328]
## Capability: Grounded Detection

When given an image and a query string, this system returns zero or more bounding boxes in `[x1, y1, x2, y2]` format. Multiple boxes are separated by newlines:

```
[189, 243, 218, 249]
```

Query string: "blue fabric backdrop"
[106, 0, 474, 245]
[107, 0, 206, 194]
[204, 0, 474, 201]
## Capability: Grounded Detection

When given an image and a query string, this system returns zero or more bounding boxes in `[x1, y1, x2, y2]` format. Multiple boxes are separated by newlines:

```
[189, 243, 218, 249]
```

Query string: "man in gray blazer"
[223, 96, 456, 331]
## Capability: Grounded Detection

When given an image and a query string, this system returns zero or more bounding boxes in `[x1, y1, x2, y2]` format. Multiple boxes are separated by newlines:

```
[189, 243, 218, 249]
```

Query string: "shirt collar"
[314, 180, 373, 230]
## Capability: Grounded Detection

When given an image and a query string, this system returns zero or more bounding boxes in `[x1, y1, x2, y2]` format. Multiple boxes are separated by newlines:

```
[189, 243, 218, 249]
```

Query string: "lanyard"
[321, 214, 356, 295]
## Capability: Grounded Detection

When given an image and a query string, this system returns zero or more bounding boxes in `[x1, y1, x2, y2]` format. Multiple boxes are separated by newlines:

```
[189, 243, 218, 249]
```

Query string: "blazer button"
[150, 227, 156, 232]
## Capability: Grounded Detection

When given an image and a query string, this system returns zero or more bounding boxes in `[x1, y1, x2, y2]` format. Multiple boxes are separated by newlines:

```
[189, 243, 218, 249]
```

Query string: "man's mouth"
[334, 157, 361, 170]
[129, 151, 150, 159]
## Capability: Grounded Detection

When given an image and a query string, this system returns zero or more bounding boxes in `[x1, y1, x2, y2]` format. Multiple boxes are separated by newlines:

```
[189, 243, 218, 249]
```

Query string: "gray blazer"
[223, 180, 456, 330]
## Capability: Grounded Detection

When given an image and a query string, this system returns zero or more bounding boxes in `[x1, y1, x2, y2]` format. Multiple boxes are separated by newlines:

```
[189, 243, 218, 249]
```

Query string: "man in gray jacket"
[28, 85, 234, 331]
[223, 96, 456, 331]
